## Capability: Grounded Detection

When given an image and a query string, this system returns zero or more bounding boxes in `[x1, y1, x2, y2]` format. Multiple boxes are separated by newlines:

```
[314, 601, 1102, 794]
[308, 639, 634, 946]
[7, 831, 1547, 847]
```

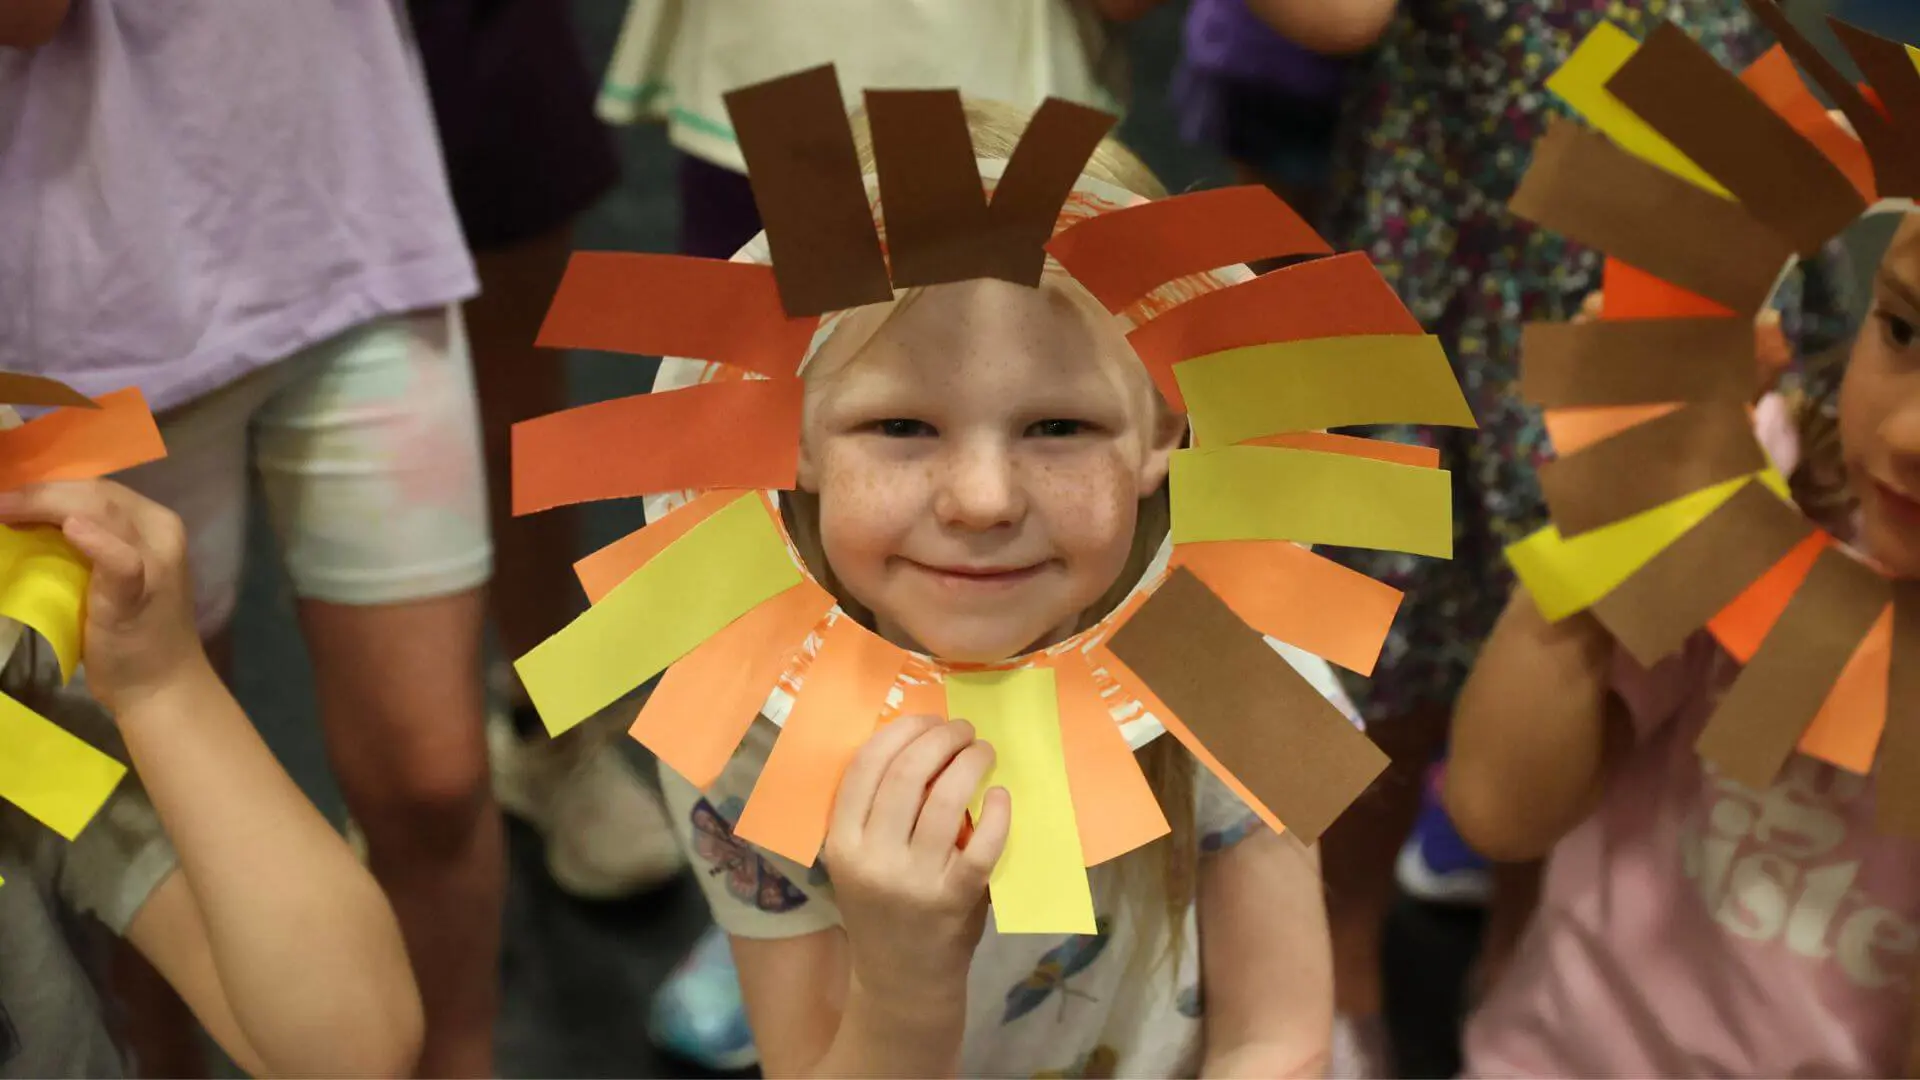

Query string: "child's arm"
[1244, 0, 1396, 55]
[0, 481, 422, 1078]
[728, 714, 1009, 1079]
[1443, 588, 1626, 862]
[1196, 830, 1332, 1079]
[0, 0, 68, 46]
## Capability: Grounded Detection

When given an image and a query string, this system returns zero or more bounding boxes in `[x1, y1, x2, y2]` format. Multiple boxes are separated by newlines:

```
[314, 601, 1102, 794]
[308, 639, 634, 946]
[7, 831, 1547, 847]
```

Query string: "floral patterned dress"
[1319, 0, 1853, 722]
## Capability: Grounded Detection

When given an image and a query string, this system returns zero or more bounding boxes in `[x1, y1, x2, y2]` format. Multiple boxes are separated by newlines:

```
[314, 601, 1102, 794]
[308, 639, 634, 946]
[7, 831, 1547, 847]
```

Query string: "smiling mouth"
[906, 560, 1050, 587]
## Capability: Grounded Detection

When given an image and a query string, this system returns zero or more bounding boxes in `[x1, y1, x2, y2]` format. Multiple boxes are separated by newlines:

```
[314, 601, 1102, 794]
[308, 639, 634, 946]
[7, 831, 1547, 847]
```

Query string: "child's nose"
[935, 442, 1023, 530]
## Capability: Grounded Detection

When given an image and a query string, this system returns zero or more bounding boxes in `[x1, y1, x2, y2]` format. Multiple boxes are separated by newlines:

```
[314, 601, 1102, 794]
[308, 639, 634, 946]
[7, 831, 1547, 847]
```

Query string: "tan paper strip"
[1106, 569, 1388, 844]
[1876, 583, 1920, 838]
[1694, 547, 1889, 790]
[1520, 318, 1760, 408]
[1591, 483, 1813, 666]
[1609, 22, 1865, 255]
[1509, 118, 1793, 314]
[1539, 401, 1768, 538]
[725, 65, 892, 317]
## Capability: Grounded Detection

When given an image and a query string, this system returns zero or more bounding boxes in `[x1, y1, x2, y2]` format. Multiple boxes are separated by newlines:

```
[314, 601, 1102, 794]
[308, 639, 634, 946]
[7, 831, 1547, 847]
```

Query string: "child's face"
[1842, 217, 1920, 579]
[799, 277, 1178, 662]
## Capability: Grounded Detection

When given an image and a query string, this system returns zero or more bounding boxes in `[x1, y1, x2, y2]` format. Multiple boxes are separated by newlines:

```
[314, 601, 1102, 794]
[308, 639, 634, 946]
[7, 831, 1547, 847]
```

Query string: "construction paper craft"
[1509, 118, 1794, 313]
[1547, 21, 1728, 195]
[517, 71, 1471, 931]
[733, 617, 905, 864]
[1694, 546, 1888, 790]
[1519, 319, 1759, 408]
[1051, 658, 1168, 865]
[1708, 531, 1830, 663]
[511, 379, 803, 514]
[0, 526, 89, 680]
[1170, 446, 1454, 557]
[0, 373, 99, 410]
[1829, 20, 1920, 199]
[535, 254, 817, 379]
[0, 689, 126, 841]
[726, 65, 892, 316]
[1173, 540, 1402, 676]
[950, 669, 1096, 934]
[0, 388, 166, 492]
[1794, 607, 1892, 774]
[1126, 252, 1422, 405]
[1876, 585, 1920, 837]
[1043, 185, 1330, 311]
[1588, 481, 1813, 666]
[515, 493, 804, 736]
[1537, 401, 1768, 538]
[1543, 404, 1679, 456]
[1107, 570, 1388, 844]
[1739, 46, 1877, 202]
[1609, 22, 1865, 254]
[1601, 258, 1732, 320]
[1176, 335, 1475, 446]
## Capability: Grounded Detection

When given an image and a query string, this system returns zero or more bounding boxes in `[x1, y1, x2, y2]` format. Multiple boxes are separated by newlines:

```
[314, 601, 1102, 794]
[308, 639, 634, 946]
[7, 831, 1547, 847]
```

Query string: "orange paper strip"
[575, 491, 751, 602]
[1052, 657, 1169, 865]
[1601, 258, 1732, 320]
[632, 581, 838, 790]
[1173, 541, 1402, 676]
[536, 253, 819, 379]
[1708, 531, 1831, 663]
[0, 388, 166, 491]
[1741, 46, 1877, 202]
[1544, 403, 1680, 457]
[512, 379, 803, 514]
[1794, 605, 1893, 774]
[733, 619, 907, 865]
[1045, 186, 1331, 312]
[1244, 432, 1440, 469]
[1126, 252, 1421, 404]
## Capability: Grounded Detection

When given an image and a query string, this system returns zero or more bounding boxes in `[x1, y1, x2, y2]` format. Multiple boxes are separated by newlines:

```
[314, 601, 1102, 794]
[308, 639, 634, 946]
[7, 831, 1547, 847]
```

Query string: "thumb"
[956, 785, 1011, 887]
[63, 517, 147, 615]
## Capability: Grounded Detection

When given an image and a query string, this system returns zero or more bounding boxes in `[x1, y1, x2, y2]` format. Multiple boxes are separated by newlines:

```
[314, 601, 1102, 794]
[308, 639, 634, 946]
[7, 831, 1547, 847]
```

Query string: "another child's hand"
[825, 714, 1010, 1014]
[0, 480, 204, 713]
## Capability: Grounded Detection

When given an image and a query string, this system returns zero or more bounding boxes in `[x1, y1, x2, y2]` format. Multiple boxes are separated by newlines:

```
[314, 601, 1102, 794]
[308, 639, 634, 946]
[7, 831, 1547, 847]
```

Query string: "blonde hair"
[784, 98, 1198, 958]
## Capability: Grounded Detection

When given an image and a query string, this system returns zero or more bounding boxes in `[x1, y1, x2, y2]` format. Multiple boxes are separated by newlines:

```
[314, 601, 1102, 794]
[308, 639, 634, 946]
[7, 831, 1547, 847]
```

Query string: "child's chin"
[907, 620, 1060, 665]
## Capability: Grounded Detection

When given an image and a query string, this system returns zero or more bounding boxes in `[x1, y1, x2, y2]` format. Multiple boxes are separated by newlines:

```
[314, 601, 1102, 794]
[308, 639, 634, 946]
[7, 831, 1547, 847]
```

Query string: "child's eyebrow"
[1877, 269, 1920, 314]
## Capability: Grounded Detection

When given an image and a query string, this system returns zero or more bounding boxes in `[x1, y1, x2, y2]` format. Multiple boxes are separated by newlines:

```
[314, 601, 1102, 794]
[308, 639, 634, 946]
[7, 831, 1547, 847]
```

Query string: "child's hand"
[824, 715, 1010, 1013]
[0, 480, 204, 712]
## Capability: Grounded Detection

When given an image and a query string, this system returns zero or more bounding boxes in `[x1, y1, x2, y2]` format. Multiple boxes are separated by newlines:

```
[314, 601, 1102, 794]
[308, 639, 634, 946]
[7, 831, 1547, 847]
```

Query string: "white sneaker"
[489, 708, 688, 899]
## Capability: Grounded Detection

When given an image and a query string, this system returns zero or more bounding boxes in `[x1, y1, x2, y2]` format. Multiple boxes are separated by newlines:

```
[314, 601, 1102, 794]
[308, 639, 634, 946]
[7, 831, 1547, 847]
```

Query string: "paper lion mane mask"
[511, 66, 1475, 932]
[0, 375, 167, 884]
[1505, 0, 1919, 834]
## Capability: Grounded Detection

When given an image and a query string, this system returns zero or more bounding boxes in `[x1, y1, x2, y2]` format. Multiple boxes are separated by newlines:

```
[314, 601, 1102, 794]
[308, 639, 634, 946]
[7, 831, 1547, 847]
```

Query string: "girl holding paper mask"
[653, 100, 1339, 1079]
[1443, 207, 1920, 1076]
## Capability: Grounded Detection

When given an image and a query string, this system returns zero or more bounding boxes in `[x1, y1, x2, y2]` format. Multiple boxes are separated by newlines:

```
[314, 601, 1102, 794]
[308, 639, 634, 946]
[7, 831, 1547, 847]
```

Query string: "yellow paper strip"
[1175, 335, 1474, 447]
[0, 689, 126, 840]
[516, 493, 803, 736]
[1170, 446, 1454, 558]
[1548, 22, 1732, 197]
[948, 669, 1095, 935]
[1508, 470, 1789, 622]
[0, 525, 88, 681]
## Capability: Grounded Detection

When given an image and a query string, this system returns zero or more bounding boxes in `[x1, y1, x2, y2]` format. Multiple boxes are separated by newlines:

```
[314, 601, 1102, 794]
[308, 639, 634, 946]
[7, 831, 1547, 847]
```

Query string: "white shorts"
[119, 306, 494, 636]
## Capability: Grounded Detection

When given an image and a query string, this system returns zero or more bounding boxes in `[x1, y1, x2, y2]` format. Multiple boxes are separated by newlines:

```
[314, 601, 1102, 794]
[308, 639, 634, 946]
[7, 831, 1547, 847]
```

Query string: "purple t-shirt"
[0, 0, 477, 411]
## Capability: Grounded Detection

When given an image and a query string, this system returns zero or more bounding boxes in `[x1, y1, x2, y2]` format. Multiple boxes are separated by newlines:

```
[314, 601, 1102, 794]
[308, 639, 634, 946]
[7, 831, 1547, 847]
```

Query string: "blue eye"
[1028, 419, 1089, 437]
[876, 419, 936, 438]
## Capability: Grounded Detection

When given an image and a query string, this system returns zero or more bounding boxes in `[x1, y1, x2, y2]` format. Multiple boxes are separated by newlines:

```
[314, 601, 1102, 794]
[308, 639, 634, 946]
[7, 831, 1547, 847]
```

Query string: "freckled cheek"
[1026, 456, 1138, 567]
[817, 451, 932, 571]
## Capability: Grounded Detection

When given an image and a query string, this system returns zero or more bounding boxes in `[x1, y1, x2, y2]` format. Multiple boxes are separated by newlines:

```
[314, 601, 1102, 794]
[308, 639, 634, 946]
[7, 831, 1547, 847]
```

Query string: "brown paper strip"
[1694, 547, 1889, 790]
[1591, 483, 1813, 666]
[866, 89, 993, 287]
[1106, 568, 1388, 843]
[1539, 401, 1768, 538]
[1830, 19, 1920, 201]
[0, 373, 98, 410]
[1876, 583, 1920, 838]
[981, 97, 1117, 286]
[1742, 1, 1920, 199]
[1510, 118, 1793, 314]
[1608, 22, 1865, 255]
[725, 66, 892, 317]
[1520, 318, 1760, 408]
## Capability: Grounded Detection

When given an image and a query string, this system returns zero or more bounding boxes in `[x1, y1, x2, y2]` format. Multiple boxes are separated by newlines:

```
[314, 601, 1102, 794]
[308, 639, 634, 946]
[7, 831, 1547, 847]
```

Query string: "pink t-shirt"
[1465, 631, 1920, 1077]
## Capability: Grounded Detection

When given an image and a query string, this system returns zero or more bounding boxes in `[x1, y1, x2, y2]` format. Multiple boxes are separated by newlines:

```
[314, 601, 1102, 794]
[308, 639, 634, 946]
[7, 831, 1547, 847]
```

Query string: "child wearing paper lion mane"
[0, 477, 421, 1077]
[656, 99, 1336, 1079]
[1445, 214, 1920, 1077]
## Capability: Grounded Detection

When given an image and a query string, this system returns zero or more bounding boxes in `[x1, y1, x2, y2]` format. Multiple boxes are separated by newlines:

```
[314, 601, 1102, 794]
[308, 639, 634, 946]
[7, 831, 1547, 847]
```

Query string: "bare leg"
[469, 225, 582, 675]
[300, 591, 500, 1079]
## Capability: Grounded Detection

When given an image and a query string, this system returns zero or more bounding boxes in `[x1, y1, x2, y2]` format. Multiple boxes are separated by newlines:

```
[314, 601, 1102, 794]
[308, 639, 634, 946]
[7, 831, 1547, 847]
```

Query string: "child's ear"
[1138, 406, 1186, 494]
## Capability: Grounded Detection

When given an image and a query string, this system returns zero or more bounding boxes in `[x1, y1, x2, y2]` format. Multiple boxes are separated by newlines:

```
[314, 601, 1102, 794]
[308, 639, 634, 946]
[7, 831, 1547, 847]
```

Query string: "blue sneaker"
[649, 925, 758, 1072]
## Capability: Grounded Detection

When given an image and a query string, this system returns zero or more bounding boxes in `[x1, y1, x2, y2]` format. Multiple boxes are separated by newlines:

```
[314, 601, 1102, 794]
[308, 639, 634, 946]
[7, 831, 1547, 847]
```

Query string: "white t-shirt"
[598, 0, 1127, 172]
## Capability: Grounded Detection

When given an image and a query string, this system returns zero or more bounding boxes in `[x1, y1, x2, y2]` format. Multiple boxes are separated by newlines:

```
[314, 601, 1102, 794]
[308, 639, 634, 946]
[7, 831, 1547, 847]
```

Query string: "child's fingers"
[0, 481, 138, 542]
[830, 713, 941, 844]
[62, 517, 147, 612]
[954, 785, 1010, 888]
[867, 720, 974, 846]
[912, 739, 995, 860]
